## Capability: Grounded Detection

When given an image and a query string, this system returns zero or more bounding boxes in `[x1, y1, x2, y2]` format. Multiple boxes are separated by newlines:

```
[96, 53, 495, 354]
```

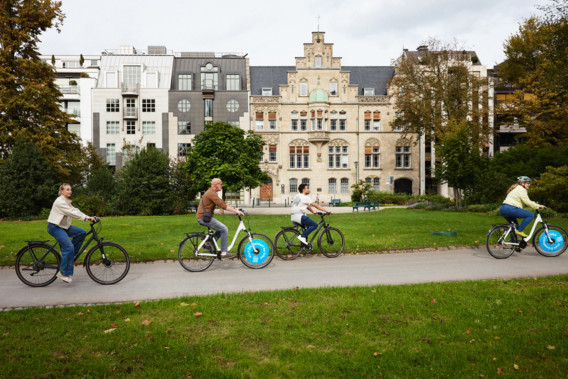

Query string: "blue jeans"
[499, 204, 534, 232]
[47, 223, 87, 277]
[197, 217, 228, 252]
[300, 215, 318, 239]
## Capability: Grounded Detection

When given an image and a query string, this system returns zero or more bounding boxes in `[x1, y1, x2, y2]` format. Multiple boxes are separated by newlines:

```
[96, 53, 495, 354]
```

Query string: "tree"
[0, 138, 55, 218]
[498, 0, 568, 147]
[530, 165, 568, 212]
[184, 122, 268, 196]
[0, 0, 85, 181]
[115, 147, 173, 215]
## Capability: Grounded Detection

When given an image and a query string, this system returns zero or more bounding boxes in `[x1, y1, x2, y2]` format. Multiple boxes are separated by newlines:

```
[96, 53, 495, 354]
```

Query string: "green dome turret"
[309, 76, 329, 102]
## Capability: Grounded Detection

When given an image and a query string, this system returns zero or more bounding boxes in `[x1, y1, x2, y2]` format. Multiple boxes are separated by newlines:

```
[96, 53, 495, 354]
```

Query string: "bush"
[72, 194, 109, 216]
[530, 166, 568, 212]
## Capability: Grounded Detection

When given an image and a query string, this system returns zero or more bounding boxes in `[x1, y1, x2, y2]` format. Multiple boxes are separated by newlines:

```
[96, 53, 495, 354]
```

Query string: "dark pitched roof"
[250, 66, 395, 96]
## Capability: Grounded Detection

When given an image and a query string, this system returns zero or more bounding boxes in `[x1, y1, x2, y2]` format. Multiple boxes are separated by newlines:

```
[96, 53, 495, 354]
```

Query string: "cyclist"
[196, 178, 244, 259]
[291, 183, 331, 245]
[47, 183, 95, 283]
[500, 176, 546, 238]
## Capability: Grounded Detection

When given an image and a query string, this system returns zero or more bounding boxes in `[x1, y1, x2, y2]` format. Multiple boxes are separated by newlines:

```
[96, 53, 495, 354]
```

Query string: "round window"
[226, 99, 239, 112]
[205, 63, 213, 70]
[178, 99, 190, 112]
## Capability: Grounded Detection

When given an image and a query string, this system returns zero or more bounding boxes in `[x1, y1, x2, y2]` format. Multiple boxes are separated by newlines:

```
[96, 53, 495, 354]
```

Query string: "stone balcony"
[308, 131, 330, 143]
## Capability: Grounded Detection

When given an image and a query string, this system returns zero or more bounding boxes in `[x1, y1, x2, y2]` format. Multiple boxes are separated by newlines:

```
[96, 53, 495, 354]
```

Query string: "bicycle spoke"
[85, 242, 130, 285]
[178, 235, 214, 272]
[318, 226, 345, 258]
[15, 244, 60, 287]
[274, 229, 302, 260]
[486, 225, 515, 259]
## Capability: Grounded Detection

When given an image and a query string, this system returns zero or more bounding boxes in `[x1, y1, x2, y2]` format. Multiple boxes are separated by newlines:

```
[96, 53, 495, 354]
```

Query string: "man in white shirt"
[291, 183, 331, 245]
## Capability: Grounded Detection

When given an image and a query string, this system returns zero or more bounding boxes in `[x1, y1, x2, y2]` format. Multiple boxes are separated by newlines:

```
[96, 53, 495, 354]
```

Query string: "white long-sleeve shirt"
[503, 185, 540, 209]
[47, 195, 88, 229]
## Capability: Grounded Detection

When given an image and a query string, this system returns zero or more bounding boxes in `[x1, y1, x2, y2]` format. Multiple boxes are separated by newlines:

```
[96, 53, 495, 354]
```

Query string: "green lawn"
[1, 276, 567, 377]
[2, 209, 567, 265]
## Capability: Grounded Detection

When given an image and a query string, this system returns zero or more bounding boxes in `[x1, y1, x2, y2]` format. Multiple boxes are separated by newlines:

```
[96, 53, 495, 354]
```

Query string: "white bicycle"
[486, 210, 567, 259]
[178, 209, 274, 271]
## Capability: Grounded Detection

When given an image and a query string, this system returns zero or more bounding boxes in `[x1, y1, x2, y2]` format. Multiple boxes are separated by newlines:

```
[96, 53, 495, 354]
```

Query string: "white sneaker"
[57, 272, 73, 283]
[297, 236, 308, 245]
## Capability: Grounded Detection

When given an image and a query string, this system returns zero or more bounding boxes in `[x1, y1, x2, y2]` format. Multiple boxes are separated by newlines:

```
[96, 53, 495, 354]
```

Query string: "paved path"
[2, 246, 567, 310]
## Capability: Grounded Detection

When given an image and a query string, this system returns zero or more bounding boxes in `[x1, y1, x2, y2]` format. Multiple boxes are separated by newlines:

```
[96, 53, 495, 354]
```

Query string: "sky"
[39, 0, 547, 68]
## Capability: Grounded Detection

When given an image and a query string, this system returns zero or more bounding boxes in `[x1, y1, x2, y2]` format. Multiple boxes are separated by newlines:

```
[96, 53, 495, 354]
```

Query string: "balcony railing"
[65, 109, 81, 117]
[60, 86, 80, 95]
[308, 131, 330, 143]
[121, 83, 140, 95]
[123, 107, 138, 119]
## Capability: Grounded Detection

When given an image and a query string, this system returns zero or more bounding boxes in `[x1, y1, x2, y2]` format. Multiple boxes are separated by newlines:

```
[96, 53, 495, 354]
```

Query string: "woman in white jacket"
[47, 183, 95, 283]
[499, 176, 546, 238]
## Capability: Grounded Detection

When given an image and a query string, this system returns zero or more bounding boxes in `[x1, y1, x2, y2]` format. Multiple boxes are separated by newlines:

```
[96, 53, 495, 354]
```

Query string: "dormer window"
[262, 87, 273, 96]
[364, 88, 375, 96]
[329, 82, 338, 96]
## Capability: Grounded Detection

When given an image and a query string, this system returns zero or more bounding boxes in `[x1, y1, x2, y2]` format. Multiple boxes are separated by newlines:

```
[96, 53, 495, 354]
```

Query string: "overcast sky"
[39, 0, 546, 68]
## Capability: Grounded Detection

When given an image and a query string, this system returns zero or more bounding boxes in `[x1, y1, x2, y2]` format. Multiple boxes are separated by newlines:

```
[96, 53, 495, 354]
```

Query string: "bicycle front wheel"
[486, 225, 515, 259]
[274, 228, 303, 260]
[318, 226, 345, 258]
[15, 244, 61, 287]
[85, 242, 130, 285]
[238, 233, 274, 269]
[178, 235, 215, 272]
[533, 225, 567, 257]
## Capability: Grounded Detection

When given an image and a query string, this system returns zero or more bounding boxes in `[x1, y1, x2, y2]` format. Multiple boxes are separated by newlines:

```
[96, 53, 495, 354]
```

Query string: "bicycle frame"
[195, 218, 251, 257]
[501, 211, 553, 247]
[43, 221, 104, 265]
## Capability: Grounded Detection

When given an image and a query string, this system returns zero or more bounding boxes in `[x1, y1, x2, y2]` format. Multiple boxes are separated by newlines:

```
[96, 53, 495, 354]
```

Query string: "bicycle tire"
[238, 233, 274, 269]
[274, 228, 303, 260]
[178, 235, 215, 272]
[318, 226, 345, 258]
[486, 225, 515, 259]
[533, 225, 567, 257]
[15, 243, 61, 287]
[85, 242, 130, 285]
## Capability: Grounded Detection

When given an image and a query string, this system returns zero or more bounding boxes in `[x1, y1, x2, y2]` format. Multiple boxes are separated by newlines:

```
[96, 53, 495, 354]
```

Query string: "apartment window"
[364, 112, 371, 131]
[339, 112, 346, 131]
[178, 121, 191, 135]
[299, 82, 308, 97]
[255, 112, 264, 131]
[147, 143, 156, 149]
[125, 98, 136, 117]
[290, 178, 298, 193]
[300, 111, 307, 131]
[126, 121, 136, 135]
[315, 56, 322, 67]
[106, 121, 120, 134]
[178, 99, 190, 112]
[290, 145, 309, 169]
[268, 112, 276, 130]
[201, 63, 218, 90]
[106, 99, 120, 112]
[106, 144, 116, 166]
[329, 82, 338, 96]
[329, 146, 348, 169]
[226, 100, 239, 112]
[178, 143, 191, 157]
[90, 60, 98, 66]
[328, 178, 337, 193]
[364, 88, 375, 96]
[226, 74, 240, 91]
[123, 65, 141, 88]
[316, 110, 323, 130]
[142, 121, 156, 134]
[365, 146, 380, 168]
[373, 112, 381, 131]
[291, 112, 298, 131]
[142, 99, 155, 112]
[396, 146, 412, 169]
[262, 87, 273, 96]
[269, 145, 277, 162]
[204, 99, 213, 117]
[179, 74, 192, 90]
[340, 178, 349, 193]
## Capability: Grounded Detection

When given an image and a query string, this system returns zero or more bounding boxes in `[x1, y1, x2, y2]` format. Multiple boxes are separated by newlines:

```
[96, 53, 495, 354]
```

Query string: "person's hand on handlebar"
[86, 216, 96, 222]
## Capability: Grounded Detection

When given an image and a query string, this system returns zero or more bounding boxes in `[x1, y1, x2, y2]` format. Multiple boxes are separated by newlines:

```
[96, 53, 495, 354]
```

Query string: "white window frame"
[262, 87, 273, 96]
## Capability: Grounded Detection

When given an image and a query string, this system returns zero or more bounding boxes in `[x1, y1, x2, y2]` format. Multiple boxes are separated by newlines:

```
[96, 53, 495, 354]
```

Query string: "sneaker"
[515, 230, 528, 238]
[297, 236, 308, 245]
[57, 272, 73, 283]
[219, 252, 236, 260]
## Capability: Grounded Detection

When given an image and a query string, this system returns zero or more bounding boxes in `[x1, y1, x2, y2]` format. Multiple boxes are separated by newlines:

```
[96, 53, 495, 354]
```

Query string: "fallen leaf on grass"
[104, 328, 117, 334]
[307, 345, 315, 349]
[468, 339, 475, 343]
[141, 319, 151, 326]
[194, 312, 203, 317]
[547, 345, 556, 350]
[466, 330, 471, 335]
[497, 368, 502, 374]
[191, 302, 197, 307]
[134, 302, 140, 308]
[170, 250, 175, 253]
[431, 299, 436, 304]
[180, 302, 189, 307]
[373, 352, 382, 357]
[514, 364, 519, 370]
[164, 347, 170, 350]
[78, 312, 83, 316]
[124, 318, 131, 322]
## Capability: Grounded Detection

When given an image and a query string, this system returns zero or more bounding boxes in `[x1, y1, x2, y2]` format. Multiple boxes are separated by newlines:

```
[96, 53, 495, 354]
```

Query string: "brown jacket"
[196, 189, 227, 219]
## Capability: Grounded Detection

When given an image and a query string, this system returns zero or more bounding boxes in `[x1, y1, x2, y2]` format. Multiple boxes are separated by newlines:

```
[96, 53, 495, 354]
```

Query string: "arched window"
[328, 178, 337, 193]
[340, 178, 349, 193]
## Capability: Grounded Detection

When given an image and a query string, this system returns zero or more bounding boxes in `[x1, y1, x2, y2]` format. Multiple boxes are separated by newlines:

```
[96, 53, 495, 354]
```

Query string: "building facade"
[246, 32, 419, 204]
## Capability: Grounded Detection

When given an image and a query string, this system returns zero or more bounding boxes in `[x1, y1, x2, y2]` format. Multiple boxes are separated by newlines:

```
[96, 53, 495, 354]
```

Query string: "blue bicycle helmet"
[517, 176, 532, 183]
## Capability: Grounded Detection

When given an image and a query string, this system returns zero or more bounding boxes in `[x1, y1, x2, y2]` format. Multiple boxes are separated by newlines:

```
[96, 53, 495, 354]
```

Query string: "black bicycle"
[274, 212, 345, 260]
[15, 218, 130, 287]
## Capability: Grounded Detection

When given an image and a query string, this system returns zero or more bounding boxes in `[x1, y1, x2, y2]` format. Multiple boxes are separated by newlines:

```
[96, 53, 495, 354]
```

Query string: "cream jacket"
[503, 185, 540, 210]
[47, 195, 88, 229]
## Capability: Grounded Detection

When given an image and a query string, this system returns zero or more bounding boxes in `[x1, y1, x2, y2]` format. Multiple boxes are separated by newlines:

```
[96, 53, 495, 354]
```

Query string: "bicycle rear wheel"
[533, 225, 567, 257]
[15, 244, 60, 287]
[318, 226, 345, 258]
[238, 233, 274, 269]
[85, 242, 130, 285]
[178, 235, 215, 272]
[486, 225, 515, 259]
[274, 228, 303, 260]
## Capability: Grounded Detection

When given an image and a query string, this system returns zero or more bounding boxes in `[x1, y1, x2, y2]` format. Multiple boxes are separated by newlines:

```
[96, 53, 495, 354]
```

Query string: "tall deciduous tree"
[184, 122, 268, 196]
[0, 0, 84, 181]
[498, 0, 568, 147]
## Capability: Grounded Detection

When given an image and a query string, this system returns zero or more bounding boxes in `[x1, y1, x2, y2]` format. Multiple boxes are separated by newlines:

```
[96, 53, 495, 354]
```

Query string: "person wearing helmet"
[499, 176, 546, 238]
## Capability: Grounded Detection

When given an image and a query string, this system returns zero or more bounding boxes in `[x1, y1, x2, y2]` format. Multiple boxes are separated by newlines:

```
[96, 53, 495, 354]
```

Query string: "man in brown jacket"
[197, 178, 244, 259]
